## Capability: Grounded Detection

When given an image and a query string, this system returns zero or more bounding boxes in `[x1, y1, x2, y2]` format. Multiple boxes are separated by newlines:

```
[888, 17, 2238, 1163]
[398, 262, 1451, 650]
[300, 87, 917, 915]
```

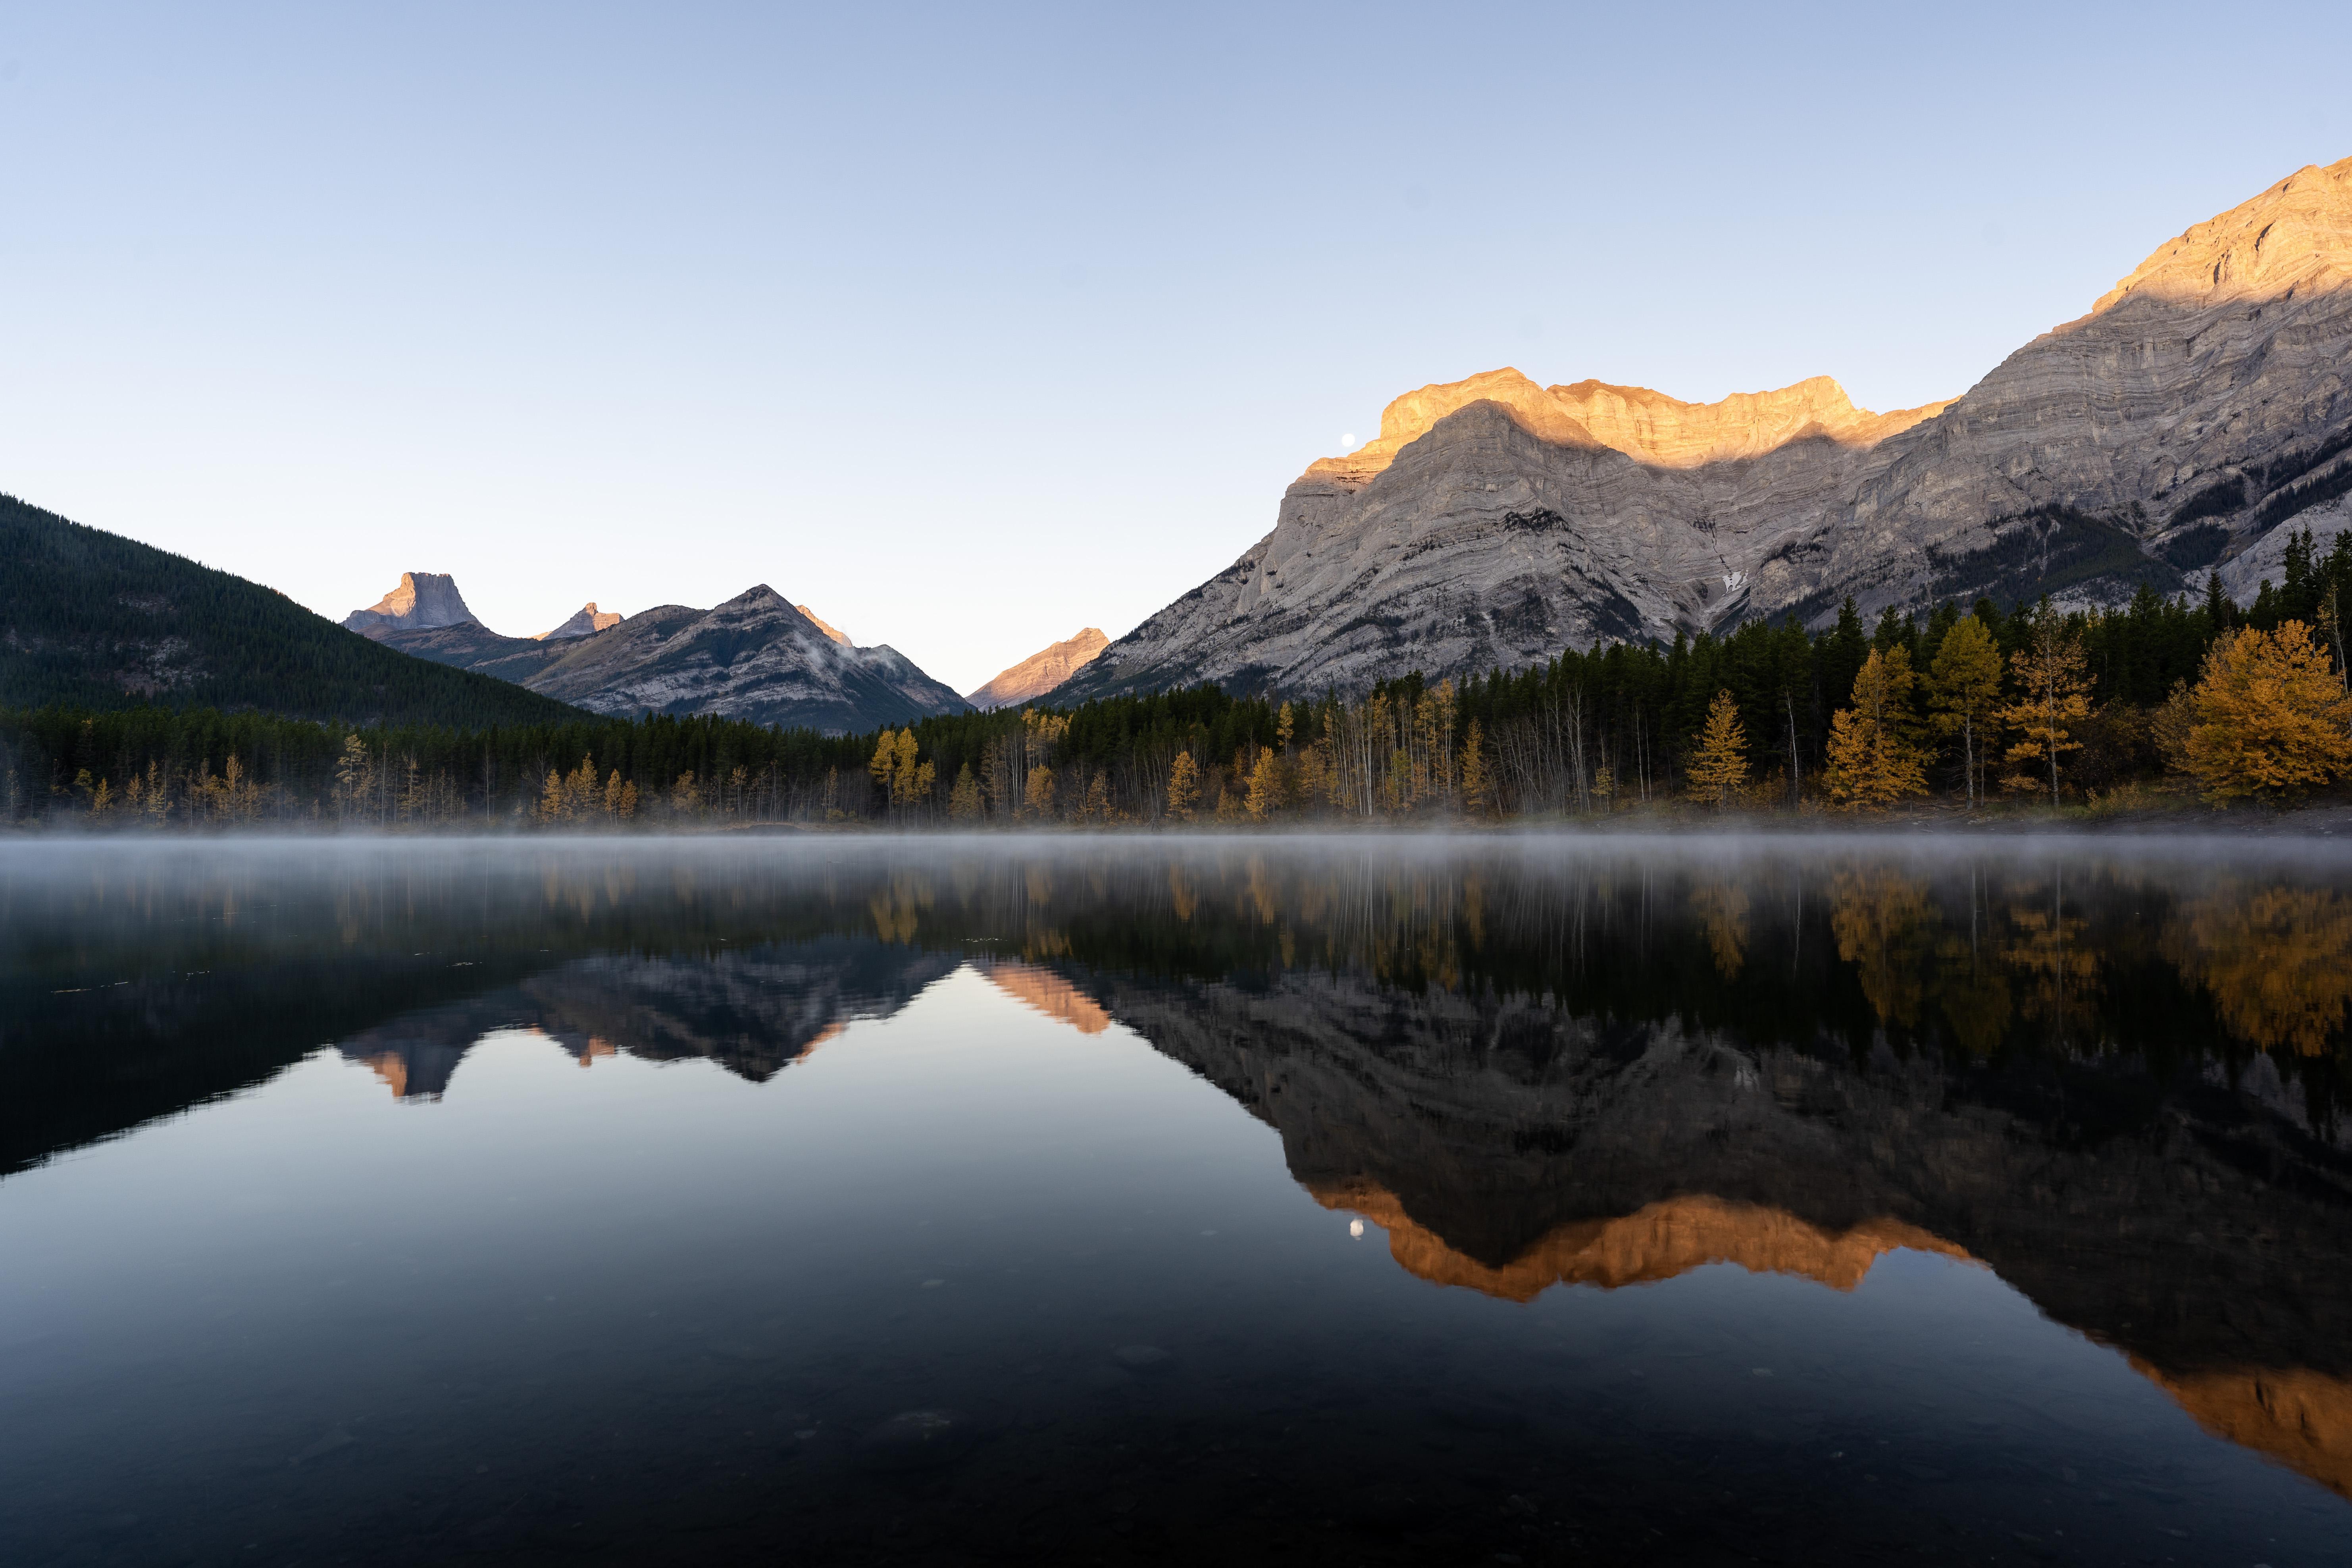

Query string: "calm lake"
[4, 835, 2349, 1566]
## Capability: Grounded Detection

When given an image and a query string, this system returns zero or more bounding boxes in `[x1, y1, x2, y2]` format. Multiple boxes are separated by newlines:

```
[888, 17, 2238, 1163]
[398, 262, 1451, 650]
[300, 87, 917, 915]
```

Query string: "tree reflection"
[2165, 885, 2352, 1056]
[1829, 870, 1935, 1028]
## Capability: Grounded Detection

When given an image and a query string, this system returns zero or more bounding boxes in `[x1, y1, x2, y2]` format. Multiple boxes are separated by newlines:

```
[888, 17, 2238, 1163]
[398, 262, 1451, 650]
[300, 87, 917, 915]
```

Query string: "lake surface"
[4, 834, 2349, 1567]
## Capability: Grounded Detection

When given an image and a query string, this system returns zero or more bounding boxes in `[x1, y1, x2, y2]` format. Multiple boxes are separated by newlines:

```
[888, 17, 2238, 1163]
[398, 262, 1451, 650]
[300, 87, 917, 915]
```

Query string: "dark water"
[4, 835, 2350, 1567]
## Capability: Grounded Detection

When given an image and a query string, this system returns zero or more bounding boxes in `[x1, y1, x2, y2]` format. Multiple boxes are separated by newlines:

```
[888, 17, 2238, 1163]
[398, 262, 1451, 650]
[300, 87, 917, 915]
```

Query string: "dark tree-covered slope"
[0, 494, 585, 726]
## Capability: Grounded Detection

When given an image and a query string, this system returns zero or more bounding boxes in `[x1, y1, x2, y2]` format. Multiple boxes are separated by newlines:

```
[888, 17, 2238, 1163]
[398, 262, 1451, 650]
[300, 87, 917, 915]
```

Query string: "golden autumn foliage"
[2176, 621, 2352, 802]
[1927, 615, 2004, 805]
[868, 728, 935, 809]
[1685, 689, 1750, 806]
[1166, 749, 1201, 821]
[948, 762, 982, 820]
[1460, 718, 1492, 815]
[1824, 649, 1927, 809]
[1999, 605, 2092, 802]
[1243, 748, 1284, 820]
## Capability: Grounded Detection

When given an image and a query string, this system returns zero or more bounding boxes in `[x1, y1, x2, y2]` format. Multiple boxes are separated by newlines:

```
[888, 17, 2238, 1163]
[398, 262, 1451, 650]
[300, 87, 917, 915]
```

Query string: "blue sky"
[3, 2, 2347, 693]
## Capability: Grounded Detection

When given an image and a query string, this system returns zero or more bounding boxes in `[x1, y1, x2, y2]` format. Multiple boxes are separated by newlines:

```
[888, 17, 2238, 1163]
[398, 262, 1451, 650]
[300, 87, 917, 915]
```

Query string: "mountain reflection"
[6, 839, 2350, 1499]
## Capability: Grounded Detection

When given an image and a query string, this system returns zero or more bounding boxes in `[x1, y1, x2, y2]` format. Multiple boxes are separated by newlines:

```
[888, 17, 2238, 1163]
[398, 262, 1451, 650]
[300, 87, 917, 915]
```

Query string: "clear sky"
[3, 3, 2347, 695]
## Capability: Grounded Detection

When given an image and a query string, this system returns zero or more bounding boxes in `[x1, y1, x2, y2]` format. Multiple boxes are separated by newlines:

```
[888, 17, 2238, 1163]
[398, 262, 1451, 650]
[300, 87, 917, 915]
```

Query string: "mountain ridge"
[1057, 156, 2352, 702]
[0, 498, 585, 727]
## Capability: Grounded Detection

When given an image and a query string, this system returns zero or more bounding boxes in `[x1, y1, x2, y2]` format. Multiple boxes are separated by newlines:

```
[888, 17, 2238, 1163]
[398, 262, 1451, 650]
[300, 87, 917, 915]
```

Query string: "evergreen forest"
[8, 528, 2352, 830]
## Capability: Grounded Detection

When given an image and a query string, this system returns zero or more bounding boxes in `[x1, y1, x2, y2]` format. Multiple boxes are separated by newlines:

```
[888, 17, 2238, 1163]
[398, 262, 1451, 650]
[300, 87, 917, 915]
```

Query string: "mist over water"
[4, 835, 2349, 1566]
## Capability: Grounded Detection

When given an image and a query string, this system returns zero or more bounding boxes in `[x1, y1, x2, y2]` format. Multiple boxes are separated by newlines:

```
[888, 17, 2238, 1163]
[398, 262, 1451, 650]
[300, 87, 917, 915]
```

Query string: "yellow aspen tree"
[1083, 770, 1112, 821]
[1824, 648, 1929, 809]
[1685, 689, 1750, 807]
[868, 729, 900, 800]
[1998, 606, 2092, 804]
[1928, 616, 2004, 806]
[617, 779, 639, 820]
[539, 768, 568, 822]
[604, 768, 626, 816]
[1025, 764, 1056, 818]
[1166, 750, 1200, 821]
[2179, 621, 2352, 801]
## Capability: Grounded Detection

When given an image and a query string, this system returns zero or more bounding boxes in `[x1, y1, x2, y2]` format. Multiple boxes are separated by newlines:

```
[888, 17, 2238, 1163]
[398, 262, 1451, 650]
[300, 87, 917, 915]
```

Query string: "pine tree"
[1685, 689, 1750, 807]
[2177, 621, 2352, 801]
[1824, 649, 1928, 809]
[1928, 615, 2004, 806]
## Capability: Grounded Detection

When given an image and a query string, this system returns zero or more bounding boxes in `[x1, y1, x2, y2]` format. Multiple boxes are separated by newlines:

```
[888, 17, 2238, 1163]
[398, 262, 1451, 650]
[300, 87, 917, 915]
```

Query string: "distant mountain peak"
[343, 571, 478, 634]
[535, 602, 623, 641]
[796, 605, 853, 646]
[967, 627, 1110, 708]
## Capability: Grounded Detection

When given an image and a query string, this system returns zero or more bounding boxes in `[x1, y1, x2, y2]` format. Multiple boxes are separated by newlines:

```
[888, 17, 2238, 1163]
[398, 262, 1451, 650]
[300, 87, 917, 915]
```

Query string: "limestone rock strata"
[966, 627, 1109, 708]
[1061, 158, 2352, 699]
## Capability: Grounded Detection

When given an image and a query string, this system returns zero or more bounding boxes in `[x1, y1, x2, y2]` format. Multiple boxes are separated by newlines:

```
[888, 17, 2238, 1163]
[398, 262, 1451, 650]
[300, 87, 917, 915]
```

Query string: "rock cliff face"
[341, 571, 479, 633]
[521, 586, 968, 733]
[966, 627, 1109, 708]
[1061, 158, 2352, 699]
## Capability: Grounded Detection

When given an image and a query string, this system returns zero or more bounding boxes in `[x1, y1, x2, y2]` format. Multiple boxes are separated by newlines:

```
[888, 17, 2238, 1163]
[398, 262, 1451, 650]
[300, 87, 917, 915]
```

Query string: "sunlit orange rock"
[2135, 1362, 2352, 1501]
[980, 960, 1112, 1035]
[1310, 1182, 1970, 1303]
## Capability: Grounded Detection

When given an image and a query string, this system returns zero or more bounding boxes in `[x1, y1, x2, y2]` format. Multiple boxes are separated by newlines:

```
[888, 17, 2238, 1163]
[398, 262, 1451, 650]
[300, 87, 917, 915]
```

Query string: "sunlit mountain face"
[3, 837, 2348, 1563]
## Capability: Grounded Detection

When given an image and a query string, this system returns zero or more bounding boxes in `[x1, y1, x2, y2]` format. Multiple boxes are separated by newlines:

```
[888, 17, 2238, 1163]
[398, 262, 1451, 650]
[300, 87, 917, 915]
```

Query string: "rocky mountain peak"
[796, 605, 853, 646]
[968, 627, 1110, 708]
[1303, 367, 1946, 495]
[343, 572, 478, 634]
[535, 602, 624, 641]
[2092, 155, 2352, 317]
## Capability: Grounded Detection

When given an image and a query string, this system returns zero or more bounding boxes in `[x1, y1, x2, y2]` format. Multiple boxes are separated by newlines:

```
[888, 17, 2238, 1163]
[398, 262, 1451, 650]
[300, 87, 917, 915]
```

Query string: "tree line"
[9, 527, 2352, 828]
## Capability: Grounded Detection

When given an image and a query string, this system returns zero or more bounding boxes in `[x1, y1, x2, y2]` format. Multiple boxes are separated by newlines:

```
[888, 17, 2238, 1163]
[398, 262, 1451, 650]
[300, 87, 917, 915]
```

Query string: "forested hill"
[0, 494, 585, 727]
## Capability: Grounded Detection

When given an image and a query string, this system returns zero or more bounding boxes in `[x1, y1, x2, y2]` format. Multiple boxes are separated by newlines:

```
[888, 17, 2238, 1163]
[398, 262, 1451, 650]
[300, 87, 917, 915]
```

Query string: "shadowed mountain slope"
[0, 496, 584, 726]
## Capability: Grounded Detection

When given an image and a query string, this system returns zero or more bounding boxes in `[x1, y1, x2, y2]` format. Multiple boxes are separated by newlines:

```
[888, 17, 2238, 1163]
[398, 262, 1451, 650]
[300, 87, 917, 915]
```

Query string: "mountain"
[966, 627, 1108, 708]
[1059, 157, 2352, 700]
[0, 496, 585, 726]
[520, 587, 967, 733]
[795, 605, 851, 645]
[536, 602, 622, 641]
[345, 573, 966, 733]
[341, 571, 479, 634]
